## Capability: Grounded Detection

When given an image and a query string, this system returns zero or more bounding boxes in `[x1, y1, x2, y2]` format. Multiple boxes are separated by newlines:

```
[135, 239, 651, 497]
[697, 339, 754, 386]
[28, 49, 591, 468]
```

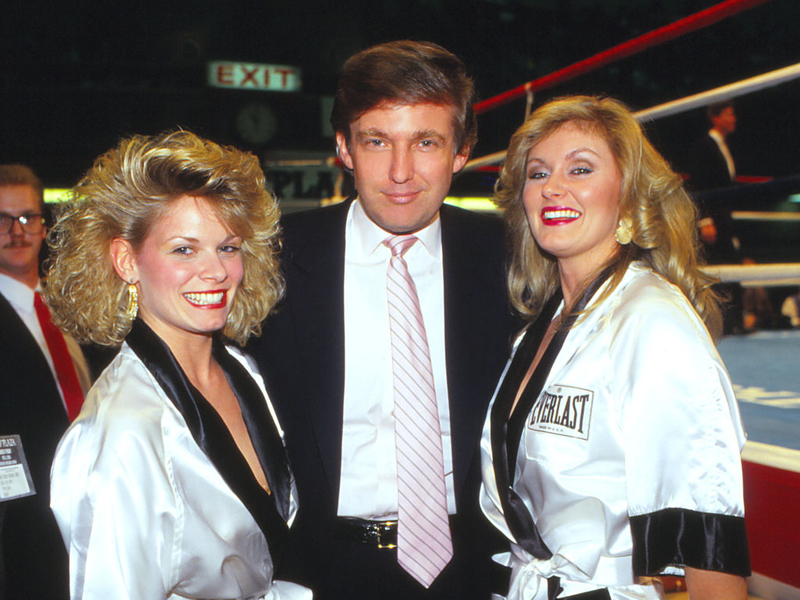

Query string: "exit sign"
[208, 61, 301, 92]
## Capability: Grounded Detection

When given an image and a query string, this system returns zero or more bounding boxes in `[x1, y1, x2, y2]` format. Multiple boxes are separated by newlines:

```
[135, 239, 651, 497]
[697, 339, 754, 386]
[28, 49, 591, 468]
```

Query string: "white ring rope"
[634, 62, 800, 122]
[703, 263, 800, 286]
[732, 211, 800, 222]
[465, 65, 800, 287]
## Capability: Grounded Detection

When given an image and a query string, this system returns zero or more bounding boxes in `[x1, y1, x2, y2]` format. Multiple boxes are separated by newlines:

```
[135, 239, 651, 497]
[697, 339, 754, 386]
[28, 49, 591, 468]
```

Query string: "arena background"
[1, 0, 798, 187]
[2, 0, 799, 595]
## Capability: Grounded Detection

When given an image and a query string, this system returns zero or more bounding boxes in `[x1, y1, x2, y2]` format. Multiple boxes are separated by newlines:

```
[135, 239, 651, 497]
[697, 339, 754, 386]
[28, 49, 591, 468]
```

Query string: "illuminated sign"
[208, 61, 301, 92]
[44, 189, 71, 203]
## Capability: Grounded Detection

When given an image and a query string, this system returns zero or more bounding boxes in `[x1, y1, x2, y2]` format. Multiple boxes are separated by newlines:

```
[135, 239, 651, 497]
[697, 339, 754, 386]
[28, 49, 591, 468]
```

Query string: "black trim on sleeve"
[630, 507, 751, 577]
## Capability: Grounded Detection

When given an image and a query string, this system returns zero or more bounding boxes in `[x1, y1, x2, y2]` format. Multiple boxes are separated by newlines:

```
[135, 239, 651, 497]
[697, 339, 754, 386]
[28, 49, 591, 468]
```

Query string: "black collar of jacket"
[125, 318, 291, 555]
[489, 267, 613, 558]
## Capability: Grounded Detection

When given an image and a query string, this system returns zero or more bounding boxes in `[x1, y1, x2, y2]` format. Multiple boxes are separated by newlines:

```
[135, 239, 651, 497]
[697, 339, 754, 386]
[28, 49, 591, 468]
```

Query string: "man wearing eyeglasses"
[0, 164, 90, 599]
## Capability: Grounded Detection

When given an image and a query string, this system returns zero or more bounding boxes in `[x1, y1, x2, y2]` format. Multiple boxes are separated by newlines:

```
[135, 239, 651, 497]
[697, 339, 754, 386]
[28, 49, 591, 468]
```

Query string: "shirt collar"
[349, 197, 442, 259]
[708, 129, 726, 147]
[0, 272, 37, 313]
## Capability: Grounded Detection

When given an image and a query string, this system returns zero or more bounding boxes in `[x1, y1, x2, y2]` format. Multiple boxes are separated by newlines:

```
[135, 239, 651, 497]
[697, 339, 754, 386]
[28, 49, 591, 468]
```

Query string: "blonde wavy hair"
[495, 95, 722, 338]
[43, 130, 284, 347]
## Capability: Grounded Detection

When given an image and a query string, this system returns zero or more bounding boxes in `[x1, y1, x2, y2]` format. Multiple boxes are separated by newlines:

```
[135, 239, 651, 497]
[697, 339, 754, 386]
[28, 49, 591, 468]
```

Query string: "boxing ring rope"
[461, 23, 800, 295]
[705, 263, 800, 286]
[733, 211, 800, 222]
[473, 0, 772, 116]
[634, 63, 800, 122]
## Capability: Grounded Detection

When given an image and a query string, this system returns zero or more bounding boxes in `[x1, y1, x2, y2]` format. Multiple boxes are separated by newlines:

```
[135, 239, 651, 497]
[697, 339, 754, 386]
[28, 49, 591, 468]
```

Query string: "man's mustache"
[2, 240, 33, 249]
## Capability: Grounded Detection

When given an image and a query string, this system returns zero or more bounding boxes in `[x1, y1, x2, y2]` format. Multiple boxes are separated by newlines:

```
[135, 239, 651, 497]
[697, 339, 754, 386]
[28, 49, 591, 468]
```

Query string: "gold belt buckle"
[375, 520, 397, 549]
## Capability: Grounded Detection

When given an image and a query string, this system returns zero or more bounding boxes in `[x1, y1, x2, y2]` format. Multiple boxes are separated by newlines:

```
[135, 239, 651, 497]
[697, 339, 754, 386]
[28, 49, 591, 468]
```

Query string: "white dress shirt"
[338, 199, 455, 519]
[709, 129, 736, 180]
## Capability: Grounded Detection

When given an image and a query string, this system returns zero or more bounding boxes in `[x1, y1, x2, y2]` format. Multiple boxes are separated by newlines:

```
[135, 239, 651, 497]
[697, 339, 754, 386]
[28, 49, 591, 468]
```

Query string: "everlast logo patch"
[528, 385, 593, 440]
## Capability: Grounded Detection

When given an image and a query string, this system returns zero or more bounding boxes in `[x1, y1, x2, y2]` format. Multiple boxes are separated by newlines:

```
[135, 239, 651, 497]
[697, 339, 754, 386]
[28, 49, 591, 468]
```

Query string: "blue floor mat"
[717, 330, 800, 451]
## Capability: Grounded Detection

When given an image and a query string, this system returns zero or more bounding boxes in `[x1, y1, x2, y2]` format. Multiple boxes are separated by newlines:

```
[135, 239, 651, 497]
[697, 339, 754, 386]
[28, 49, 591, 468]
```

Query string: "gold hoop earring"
[126, 283, 138, 320]
[615, 217, 634, 245]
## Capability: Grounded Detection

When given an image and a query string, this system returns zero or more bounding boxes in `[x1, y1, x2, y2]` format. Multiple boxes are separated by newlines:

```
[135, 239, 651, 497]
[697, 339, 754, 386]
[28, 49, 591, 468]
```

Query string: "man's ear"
[452, 147, 470, 175]
[109, 238, 138, 283]
[335, 132, 355, 171]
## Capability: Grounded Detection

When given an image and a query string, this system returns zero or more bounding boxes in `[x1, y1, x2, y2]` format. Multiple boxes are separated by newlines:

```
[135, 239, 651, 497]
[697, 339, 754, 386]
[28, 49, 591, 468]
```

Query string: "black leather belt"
[333, 517, 398, 548]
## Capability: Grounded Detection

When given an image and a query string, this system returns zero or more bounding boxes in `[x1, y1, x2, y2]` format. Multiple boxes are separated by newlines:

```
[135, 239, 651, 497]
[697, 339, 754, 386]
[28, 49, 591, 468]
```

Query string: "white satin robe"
[50, 343, 311, 600]
[480, 263, 747, 600]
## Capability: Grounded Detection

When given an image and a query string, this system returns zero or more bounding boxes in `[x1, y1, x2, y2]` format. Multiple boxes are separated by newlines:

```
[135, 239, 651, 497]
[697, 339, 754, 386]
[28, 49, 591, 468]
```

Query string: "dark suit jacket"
[687, 133, 734, 193]
[687, 133, 740, 265]
[250, 199, 518, 600]
[0, 292, 70, 600]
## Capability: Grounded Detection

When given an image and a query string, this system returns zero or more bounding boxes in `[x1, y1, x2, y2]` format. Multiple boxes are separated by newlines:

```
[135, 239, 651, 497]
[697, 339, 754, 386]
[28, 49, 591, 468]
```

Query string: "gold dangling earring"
[126, 283, 138, 320]
[615, 217, 634, 245]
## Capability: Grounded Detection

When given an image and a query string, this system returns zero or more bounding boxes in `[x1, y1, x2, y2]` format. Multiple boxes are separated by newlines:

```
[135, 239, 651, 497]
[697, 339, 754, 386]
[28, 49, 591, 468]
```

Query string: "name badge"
[528, 385, 594, 440]
[0, 435, 36, 502]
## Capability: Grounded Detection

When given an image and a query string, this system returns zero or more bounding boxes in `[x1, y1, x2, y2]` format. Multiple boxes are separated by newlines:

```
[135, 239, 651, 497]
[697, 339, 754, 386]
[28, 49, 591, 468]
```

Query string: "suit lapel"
[0, 292, 66, 422]
[0, 292, 68, 495]
[440, 206, 496, 498]
[284, 200, 349, 498]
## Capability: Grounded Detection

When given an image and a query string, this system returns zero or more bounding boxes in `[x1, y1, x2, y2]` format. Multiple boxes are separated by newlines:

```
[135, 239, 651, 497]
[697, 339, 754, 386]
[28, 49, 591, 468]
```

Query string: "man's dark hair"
[707, 100, 734, 122]
[0, 164, 45, 212]
[330, 40, 477, 154]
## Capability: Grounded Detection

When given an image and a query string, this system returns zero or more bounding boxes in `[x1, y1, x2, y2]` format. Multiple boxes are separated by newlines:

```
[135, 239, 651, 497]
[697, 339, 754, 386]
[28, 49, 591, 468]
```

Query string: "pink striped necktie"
[383, 234, 453, 588]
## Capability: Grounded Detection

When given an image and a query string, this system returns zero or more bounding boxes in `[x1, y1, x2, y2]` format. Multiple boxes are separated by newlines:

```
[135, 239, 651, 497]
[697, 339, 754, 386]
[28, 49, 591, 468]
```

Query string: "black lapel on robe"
[490, 268, 612, 558]
[125, 319, 290, 555]
[211, 336, 292, 521]
[489, 294, 560, 559]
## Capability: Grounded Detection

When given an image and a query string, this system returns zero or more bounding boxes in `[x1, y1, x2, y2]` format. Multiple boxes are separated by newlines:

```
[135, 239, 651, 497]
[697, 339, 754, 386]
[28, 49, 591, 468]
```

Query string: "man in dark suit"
[687, 101, 743, 334]
[0, 165, 89, 599]
[251, 41, 517, 599]
[688, 101, 737, 192]
[687, 100, 740, 264]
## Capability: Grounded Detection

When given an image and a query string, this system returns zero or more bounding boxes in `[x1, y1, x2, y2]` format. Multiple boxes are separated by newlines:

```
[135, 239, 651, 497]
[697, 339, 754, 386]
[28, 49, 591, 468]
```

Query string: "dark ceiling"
[1, 0, 798, 186]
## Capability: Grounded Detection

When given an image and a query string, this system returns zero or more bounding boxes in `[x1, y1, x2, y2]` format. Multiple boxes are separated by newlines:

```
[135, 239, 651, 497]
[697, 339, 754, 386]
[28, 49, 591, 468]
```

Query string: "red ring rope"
[474, 0, 772, 115]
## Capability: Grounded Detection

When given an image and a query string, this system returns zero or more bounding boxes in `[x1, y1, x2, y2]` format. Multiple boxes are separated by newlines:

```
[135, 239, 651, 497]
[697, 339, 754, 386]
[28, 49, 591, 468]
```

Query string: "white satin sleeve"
[50, 359, 178, 600]
[51, 346, 310, 600]
[609, 280, 746, 518]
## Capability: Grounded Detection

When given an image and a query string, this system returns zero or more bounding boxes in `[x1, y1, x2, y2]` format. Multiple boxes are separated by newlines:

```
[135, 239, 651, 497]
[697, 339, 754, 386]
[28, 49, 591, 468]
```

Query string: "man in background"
[251, 41, 517, 599]
[687, 101, 743, 333]
[0, 164, 90, 599]
[687, 100, 740, 264]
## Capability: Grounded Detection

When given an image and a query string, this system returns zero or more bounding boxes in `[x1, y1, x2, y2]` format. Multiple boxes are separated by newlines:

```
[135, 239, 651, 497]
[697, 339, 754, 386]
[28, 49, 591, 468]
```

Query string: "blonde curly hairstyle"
[495, 95, 722, 338]
[43, 130, 284, 347]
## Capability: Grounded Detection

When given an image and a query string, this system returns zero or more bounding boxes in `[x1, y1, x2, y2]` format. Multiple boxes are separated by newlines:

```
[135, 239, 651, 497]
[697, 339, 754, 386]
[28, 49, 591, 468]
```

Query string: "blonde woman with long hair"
[479, 96, 749, 600]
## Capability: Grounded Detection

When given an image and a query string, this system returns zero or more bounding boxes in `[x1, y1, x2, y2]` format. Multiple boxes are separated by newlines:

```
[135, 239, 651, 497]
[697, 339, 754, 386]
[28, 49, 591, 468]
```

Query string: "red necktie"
[34, 292, 84, 421]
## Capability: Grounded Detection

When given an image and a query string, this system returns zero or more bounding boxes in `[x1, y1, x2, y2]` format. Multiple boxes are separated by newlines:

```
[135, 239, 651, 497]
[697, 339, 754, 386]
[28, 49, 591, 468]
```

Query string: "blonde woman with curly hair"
[479, 97, 749, 599]
[44, 130, 309, 600]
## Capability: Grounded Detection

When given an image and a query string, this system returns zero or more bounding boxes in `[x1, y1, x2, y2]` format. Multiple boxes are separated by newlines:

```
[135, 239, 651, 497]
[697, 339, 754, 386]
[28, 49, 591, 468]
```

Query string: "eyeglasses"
[0, 212, 45, 234]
